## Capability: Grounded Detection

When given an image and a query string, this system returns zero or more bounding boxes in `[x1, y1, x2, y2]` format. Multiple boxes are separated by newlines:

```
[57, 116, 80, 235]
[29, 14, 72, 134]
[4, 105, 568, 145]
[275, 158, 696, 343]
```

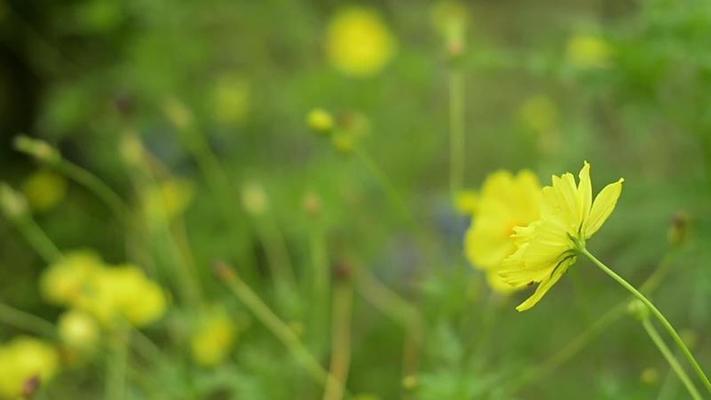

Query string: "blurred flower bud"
[190, 306, 238, 367]
[303, 191, 322, 217]
[667, 211, 690, 247]
[0, 183, 29, 219]
[307, 108, 334, 134]
[431, 1, 468, 59]
[454, 190, 478, 215]
[212, 75, 250, 125]
[566, 34, 613, 69]
[22, 170, 67, 212]
[402, 374, 418, 390]
[119, 132, 146, 167]
[627, 299, 649, 320]
[13, 136, 61, 164]
[241, 182, 268, 216]
[163, 98, 194, 130]
[58, 310, 99, 351]
[640, 367, 659, 385]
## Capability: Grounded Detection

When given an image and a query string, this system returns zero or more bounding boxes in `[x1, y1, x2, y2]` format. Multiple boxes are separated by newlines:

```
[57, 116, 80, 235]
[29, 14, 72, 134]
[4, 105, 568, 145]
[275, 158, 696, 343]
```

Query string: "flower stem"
[581, 248, 711, 393]
[12, 214, 62, 263]
[353, 148, 413, 225]
[323, 282, 353, 400]
[106, 327, 129, 400]
[449, 68, 465, 198]
[0, 302, 56, 338]
[216, 262, 343, 393]
[641, 316, 702, 400]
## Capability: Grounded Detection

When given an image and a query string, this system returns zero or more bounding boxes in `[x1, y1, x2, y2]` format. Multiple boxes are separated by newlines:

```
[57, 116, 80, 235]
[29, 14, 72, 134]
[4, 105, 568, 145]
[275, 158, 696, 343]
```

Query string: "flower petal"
[515, 255, 576, 311]
[584, 178, 624, 238]
[577, 161, 592, 230]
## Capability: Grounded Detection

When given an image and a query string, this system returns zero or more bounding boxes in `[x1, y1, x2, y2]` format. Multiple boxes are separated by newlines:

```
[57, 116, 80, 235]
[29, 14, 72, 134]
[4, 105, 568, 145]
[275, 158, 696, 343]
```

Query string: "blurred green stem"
[55, 159, 131, 221]
[0, 303, 56, 338]
[641, 316, 702, 400]
[581, 248, 711, 394]
[11, 214, 62, 264]
[448, 69, 465, 197]
[106, 327, 129, 400]
[323, 282, 353, 400]
[255, 216, 298, 296]
[217, 262, 344, 393]
[353, 148, 413, 225]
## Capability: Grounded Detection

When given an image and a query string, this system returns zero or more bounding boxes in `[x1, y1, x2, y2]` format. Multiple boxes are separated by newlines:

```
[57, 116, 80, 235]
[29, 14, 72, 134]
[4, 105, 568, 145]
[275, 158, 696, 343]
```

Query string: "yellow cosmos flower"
[500, 162, 623, 311]
[58, 309, 99, 350]
[0, 337, 59, 398]
[464, 170, 541, 270]
[566, 34, 613, 69]
[40, 250, 103, 306]
[326, 7, 395, 77]
[78, 265, 167, 327]
[22, 170, 68, 212]
[190, 306, 238, 367]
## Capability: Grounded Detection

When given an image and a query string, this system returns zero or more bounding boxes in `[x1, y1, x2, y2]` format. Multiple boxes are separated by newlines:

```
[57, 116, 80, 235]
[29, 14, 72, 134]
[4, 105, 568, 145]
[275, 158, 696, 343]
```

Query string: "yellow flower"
[143, 179, 194, 223]
[190, 307, 237, 367]
[58, 310, 99, 350]
[79, 265, 167, 327]
[22, 170, 68, 212]
[500, 162, 623, 311]
[40, 250, 103, 306]
[212, 75, 250, 125]
[0, 337, 59, 398]
[326, 7, 395, 77]
[464, 170, 541, 271]
[566, 34, 613, 69]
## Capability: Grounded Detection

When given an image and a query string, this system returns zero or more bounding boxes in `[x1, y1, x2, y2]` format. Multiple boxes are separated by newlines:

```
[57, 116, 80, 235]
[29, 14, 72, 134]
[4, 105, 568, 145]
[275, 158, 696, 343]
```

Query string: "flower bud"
[241, 182, 268, 216]
[13, 136, 61, 164]
[627, 299, 649, 320]
[667, 211, 690, 247]
[0, 183, 29, 219]
[307, 108, 334, 134]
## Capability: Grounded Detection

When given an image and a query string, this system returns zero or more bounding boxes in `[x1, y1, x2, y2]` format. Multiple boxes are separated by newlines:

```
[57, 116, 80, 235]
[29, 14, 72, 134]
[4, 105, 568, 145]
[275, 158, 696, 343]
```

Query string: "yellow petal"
[584, 178, 624, 238]
[577, 161, 592, 228]
[515, 255, 576, 311]
[552, 173, 582, 230]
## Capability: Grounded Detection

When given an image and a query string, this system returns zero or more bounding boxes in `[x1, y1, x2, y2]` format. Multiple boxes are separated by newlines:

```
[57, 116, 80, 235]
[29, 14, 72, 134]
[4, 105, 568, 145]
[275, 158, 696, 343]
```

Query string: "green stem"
[641, 317, 702, 400]
[13, 215, 62, 263]
[106, 328, 129, 400]
[448, 69, 465, 197]
[323, 282, 353, 400]
[581, 248, 711, 393]
[353, 148, 413, 225]
[218, 263, 342, 393]
[55, 160, 131, 221]
[0, 303, 56, 338]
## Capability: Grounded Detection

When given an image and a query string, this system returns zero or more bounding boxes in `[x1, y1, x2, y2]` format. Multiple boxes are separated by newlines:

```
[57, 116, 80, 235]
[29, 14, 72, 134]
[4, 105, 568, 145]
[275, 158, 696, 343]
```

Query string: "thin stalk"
[0, 303, 56, 338]
[106, 328, 129, 400]
[448, 69, 465, 197]
[216, 262, 343, 393]
[353, 148, 413, 225]
[355, 268, 424, 378]
[55, 160, 131, 221]
[12, 215, 62, 263]
[255, 217, 298, 293]
[323, 282, 353, 400]
[642, 317, 702, 400]
[581, 248, 711, 393]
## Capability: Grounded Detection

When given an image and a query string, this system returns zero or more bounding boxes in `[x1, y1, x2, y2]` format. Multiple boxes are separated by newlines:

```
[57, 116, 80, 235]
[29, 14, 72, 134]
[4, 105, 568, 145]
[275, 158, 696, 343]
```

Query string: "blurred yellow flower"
[0, 337, 59, 398]
[500, 162, 623, 311]
[454, 190, 478, 215]
[212, 75, 250, 125]
[464, 170, 541, 279]
[40, 250, 103, 306]
[190, 306, 237, 367]
[79, 265, 167, 327]
[22, 170, 68, 212]
[307, 108, 334, 134]
[566, 34, 613, 69]
[431, 1, 468, 53]
[58, 309, 99, 350]
[326, 7, 395, 77]
[143, 179, 194, 222]
[241, 182, 268, 216]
